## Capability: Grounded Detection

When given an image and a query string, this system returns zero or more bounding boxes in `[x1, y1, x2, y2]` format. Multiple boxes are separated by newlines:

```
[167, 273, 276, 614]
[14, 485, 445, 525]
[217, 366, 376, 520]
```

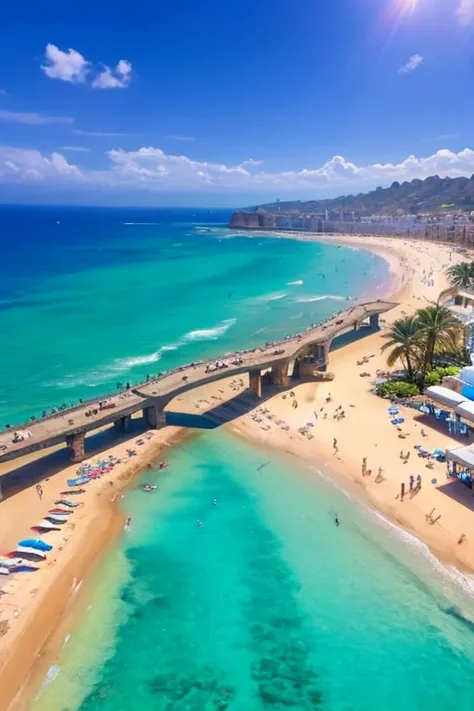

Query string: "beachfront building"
[442, 288, 474, 352]
[425, 378, 474, 485]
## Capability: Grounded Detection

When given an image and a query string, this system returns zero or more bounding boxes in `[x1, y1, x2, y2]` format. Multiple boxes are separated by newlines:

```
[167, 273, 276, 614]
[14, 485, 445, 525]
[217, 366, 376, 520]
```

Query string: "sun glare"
[396, 0, 418, 14]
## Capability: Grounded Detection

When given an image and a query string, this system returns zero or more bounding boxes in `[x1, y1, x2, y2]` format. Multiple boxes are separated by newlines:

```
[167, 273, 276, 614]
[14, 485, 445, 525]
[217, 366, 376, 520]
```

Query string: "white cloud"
[398, 54, 423, 75]
[457, 0, 474, 25]
[0, 109, 73, 125]
[60, 146, 91, 152]
[72, 129, 128, 137]
[0, 146, 83, 181]
[92, 60, 133, 89]
[3, 145, 474, 195]
[41, 44, 89, 83]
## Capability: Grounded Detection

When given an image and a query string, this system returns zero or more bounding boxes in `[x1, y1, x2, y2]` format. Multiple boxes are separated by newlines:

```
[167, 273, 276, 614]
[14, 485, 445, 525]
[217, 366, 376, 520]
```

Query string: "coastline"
[227, 232, 474, 574]
[1, 424, 187, 710]
[2, 231, 474, 708]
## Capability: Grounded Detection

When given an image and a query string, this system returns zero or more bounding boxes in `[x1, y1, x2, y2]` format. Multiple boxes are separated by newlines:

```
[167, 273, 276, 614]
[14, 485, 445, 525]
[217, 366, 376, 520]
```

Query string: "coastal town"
[230, 206, 474, 243]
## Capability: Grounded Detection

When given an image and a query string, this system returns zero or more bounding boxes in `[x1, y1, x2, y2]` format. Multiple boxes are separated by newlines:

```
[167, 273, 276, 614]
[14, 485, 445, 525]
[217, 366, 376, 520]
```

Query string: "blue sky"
[1, 0, 474, 206]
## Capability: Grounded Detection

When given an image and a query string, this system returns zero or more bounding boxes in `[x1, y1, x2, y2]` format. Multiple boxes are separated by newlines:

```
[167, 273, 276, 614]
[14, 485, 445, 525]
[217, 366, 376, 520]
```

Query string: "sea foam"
[294, 295, 347, 303]
[182, 318, 236, 342]
[286, 280, 304, 286]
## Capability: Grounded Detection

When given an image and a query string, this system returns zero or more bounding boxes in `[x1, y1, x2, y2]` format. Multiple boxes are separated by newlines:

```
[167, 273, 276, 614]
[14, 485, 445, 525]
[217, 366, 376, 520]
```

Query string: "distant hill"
[255, 175, 474, 215]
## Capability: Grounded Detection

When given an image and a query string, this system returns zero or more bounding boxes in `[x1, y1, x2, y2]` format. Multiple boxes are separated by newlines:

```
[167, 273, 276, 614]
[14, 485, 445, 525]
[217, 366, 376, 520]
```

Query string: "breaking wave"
[286, 280, 304, 286]
[182, 318, 237, 342]
[294, 295, 347, 303]
[43, 320, 237, 389]
[255, 292, 288, 303]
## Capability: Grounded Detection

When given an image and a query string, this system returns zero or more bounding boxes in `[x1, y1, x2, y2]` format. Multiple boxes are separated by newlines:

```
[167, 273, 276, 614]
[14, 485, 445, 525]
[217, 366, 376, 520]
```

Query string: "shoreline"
[2, 231, 474, 708]
[1, 424, 188, 711]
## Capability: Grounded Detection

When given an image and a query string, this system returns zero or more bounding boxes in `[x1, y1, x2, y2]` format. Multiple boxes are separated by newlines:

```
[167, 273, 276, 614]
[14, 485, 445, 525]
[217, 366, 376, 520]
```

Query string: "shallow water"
[0, 206, 388, 424]
[30, 430, 474, 711]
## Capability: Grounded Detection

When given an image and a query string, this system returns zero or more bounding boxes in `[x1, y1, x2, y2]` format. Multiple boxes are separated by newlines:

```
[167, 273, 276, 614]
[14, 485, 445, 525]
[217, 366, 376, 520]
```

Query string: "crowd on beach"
[0, 432, 158, 586]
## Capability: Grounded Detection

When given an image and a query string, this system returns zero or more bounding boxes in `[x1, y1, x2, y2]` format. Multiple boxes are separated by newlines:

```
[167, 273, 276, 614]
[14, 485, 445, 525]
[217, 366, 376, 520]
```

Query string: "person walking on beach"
[416, 474, 422, 491]
[333, 438, 338, 455]
[409, 475, 414, 493]
[35, 483, 43, 500]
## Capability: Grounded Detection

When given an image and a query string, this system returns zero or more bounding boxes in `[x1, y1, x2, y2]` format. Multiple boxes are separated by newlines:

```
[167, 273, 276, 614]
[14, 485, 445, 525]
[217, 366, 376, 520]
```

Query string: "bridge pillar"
[114, 415, 131, 433]
[66, 432, 85, 463]
[369, 313, 380, 328]
[271, 362, 290, 388]
[249, 369, 262, 399]
[144, 405, 167, 429]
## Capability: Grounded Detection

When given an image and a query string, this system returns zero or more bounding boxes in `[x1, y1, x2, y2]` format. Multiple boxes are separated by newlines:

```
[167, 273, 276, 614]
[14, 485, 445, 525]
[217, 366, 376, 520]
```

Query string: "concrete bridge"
[0, 300, 396, 465]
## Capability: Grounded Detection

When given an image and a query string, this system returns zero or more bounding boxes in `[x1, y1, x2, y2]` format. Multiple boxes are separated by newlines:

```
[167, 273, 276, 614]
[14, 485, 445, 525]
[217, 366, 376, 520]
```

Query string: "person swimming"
[197, 519, 203, 528]
[213, 499, 218, 506]
[334, 514, 340, 527]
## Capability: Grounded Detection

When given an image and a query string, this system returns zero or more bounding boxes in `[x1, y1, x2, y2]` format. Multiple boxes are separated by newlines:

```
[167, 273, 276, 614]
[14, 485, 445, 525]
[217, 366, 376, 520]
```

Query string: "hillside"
[255, 175, 474, 215]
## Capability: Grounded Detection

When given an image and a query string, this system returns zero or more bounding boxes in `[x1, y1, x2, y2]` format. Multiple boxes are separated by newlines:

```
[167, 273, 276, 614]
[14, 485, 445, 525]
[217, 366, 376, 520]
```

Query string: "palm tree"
[446, 261, 474, 290]
[381, 316, 423, 381]
[441, 261, 474, 301]
[416, 304, 462, 380]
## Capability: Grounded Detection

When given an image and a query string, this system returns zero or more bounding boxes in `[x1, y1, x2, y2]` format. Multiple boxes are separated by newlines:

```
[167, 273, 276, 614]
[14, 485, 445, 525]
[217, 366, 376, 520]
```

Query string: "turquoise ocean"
[2, 206, 474, 710]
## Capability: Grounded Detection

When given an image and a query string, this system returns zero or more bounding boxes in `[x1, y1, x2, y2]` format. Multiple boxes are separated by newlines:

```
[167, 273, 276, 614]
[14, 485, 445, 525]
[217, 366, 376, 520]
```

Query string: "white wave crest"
[255, 292, 288, 303]
[123, 222, 160, 225]
[295, 295, 347, 303]
[183, 318, 236, 342]
[44, 320, 236, 390]
[286, 280, 304, 286]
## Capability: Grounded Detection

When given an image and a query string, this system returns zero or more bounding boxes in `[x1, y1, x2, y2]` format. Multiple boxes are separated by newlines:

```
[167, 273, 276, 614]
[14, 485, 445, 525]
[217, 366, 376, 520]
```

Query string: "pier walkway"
[0, 300, 396, 464]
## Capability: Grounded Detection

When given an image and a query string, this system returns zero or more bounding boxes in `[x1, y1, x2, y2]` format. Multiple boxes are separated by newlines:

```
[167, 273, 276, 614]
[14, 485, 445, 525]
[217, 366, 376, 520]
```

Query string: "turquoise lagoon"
[30, 431, 474, 711]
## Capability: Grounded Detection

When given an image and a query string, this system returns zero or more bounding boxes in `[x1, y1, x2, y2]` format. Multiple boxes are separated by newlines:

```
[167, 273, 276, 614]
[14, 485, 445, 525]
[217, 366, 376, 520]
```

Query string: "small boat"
[142, 484, 157, 492]
[33, 520, 62, 531]
[0, 557, 24, 567]
[18, 539, 52, 552]
[0, 567, 10, 576]
[31, 525, 61, 533]
[44, 515, 68, 525]
[12, 551, 45, 563]
[158, 461, 169, 470]
[15, 546, 46, 559]
[55, 500, 80, 508]
[60, 489, 86, 496]
[49, 508, 73, 515]
[11, 565, 39, 573]
[67, 476, 90, 488]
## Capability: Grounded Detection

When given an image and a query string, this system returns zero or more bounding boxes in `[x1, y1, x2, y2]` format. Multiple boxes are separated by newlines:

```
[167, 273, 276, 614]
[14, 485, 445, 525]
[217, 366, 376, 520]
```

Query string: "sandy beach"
[2, 232, 474, 709]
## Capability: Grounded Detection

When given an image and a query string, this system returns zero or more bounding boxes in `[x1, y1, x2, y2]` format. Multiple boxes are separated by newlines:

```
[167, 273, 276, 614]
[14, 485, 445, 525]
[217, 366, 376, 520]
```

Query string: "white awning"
[425, 386, 466, 409]
[446, 445, 474, 468]
[455, 400, 474, 424]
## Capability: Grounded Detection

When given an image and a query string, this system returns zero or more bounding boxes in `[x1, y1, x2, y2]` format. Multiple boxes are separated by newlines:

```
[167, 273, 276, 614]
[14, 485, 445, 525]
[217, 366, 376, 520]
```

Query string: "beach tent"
[455, 400, 474, 425]
[445, 444, 474, 468]
[425, 386, 467, 410]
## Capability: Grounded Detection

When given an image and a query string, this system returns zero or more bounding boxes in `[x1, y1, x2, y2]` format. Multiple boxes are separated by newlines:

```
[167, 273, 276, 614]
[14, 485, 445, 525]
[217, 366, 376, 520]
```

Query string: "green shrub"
[376, 381, 420, 399]
[424, 366, 461, 387]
